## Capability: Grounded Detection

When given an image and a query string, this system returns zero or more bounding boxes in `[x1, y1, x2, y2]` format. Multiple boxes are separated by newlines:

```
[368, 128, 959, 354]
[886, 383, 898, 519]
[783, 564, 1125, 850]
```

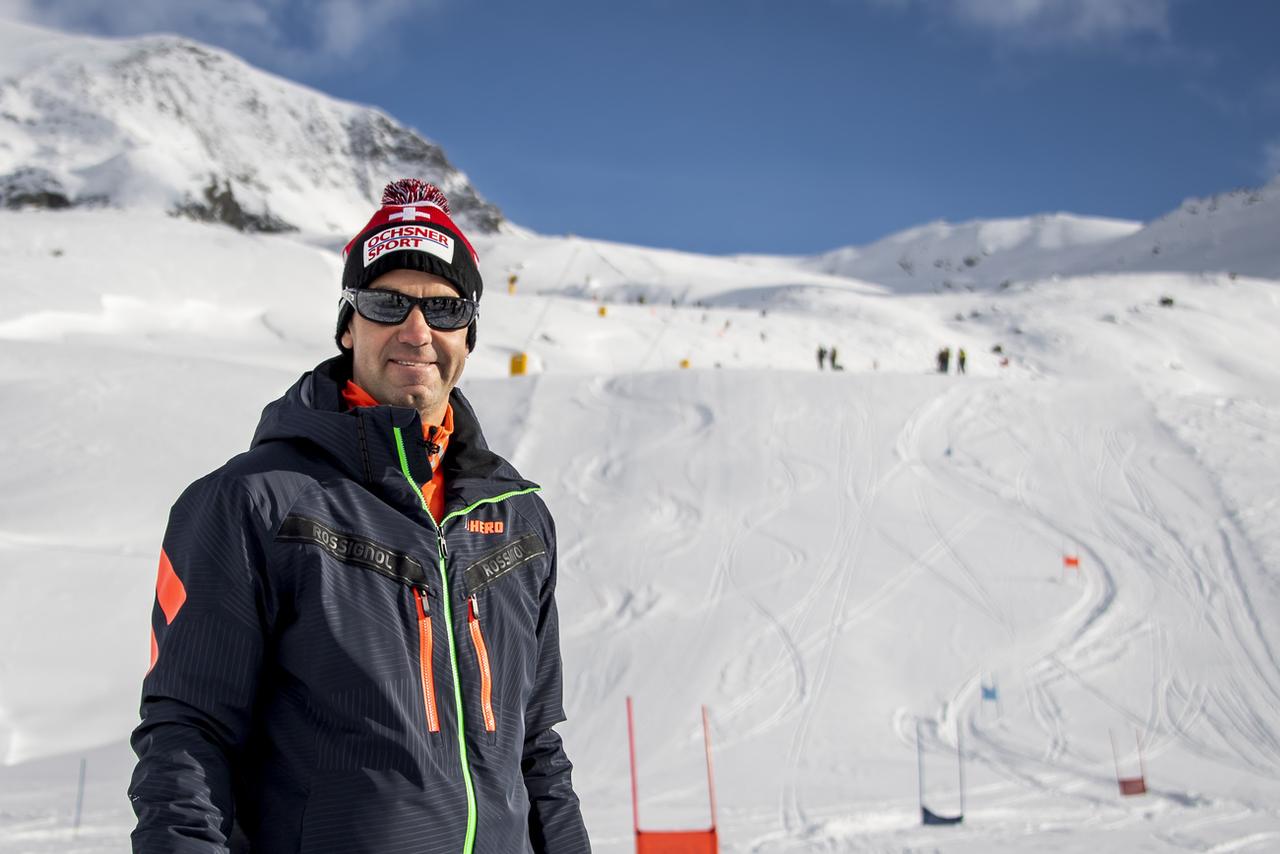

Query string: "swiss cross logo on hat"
[387, 206, 435, 223]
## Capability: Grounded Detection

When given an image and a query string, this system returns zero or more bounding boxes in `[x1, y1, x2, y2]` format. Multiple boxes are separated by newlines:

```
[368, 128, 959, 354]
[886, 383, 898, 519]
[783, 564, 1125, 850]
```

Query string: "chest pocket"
[276, 513, 429, 587]
[462, 532, 547, 597]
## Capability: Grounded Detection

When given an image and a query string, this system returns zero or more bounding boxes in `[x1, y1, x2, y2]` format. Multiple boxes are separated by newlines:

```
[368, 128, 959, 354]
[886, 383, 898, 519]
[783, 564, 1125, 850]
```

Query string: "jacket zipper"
[395, 427, 478, 854]
[467, 596, 497, 732]
[393, 425, 541, 854]
[412, 587, 440, 733]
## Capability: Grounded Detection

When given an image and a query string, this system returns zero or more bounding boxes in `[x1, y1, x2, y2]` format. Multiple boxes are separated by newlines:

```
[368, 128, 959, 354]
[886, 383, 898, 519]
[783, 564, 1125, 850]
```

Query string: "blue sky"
[4, 0, 1280, 254]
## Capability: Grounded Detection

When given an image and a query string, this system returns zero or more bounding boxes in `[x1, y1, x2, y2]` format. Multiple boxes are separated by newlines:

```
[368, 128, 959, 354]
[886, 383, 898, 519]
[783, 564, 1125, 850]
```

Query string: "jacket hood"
[250, 355, 533, 502]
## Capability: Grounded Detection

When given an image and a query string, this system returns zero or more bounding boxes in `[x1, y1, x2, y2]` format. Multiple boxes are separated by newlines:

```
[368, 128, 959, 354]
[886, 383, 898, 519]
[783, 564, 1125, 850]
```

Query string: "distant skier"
[829, 346, 843, 371]
[936, 348, 946, 373]
[957, 348, 967, 374]
[817, 345, 828, 370]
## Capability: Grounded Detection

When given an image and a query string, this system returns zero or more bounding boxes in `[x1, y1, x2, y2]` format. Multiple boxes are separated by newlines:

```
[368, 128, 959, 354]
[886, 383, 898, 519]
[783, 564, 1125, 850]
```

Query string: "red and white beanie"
[336, 179, 483, 350]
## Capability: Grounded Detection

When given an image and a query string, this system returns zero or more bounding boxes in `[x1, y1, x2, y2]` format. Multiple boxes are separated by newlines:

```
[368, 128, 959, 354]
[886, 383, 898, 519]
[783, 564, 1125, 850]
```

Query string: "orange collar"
[340, 380, 454, 446]
[341, 380, 453, 521]
[340, 380, 379, 410]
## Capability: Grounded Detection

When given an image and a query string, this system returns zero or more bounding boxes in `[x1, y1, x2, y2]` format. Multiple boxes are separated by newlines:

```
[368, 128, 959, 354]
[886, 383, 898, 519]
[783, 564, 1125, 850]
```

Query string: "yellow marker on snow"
[510, 353, 527, 376]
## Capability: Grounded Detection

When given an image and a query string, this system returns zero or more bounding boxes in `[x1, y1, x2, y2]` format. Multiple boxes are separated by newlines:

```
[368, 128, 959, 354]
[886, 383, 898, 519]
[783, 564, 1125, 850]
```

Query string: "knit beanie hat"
[336, 179, 484, 351]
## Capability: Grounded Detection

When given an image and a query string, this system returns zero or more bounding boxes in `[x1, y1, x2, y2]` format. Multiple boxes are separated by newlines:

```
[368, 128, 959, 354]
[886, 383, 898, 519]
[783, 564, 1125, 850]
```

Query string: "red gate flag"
[636, 830, 718, 853]
[628, 698, 720, 853]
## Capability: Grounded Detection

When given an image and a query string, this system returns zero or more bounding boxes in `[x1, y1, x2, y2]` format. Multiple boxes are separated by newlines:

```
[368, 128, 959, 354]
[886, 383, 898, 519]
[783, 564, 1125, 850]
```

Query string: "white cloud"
[1264, 140, 1280, 183]
[0, 0, 426, 72]
[877, 0, 1172, 46]
[312, 0, 421, 59]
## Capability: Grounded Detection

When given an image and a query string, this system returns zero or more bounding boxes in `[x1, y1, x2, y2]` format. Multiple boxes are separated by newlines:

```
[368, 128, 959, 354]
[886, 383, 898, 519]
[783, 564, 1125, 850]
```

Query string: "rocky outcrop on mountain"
[0, 167, 72, 209]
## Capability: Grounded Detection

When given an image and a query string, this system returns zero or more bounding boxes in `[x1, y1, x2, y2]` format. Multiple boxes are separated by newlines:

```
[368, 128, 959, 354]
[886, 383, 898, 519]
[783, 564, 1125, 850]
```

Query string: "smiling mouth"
[390, 359, 435, 368]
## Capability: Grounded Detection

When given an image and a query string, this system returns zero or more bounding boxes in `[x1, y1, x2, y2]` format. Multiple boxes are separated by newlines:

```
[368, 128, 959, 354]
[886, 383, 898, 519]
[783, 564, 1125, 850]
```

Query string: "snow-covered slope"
[0, 19, 503, 235]
[2, 208, 1279, 854]
[474, 229, 888, 307]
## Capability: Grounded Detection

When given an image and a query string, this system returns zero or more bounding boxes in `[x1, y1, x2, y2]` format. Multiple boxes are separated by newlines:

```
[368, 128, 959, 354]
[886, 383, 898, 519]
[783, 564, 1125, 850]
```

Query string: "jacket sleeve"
[522, 513, 592, 853]
[129, 474, 272, 854]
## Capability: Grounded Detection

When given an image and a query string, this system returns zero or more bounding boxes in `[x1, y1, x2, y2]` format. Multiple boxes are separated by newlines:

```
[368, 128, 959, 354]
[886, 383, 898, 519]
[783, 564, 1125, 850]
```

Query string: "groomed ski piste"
[1, 207, 1279, 853]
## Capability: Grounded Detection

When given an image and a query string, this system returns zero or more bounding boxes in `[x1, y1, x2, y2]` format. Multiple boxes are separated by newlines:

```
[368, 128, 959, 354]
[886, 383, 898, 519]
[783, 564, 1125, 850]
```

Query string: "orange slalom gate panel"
[1119, 777, 1147, 796]
[628, 698, 720, 853]
[635, 829, 719, 853]
[1110, 729, 1148, 797]
[1062, 555, 1080, 569]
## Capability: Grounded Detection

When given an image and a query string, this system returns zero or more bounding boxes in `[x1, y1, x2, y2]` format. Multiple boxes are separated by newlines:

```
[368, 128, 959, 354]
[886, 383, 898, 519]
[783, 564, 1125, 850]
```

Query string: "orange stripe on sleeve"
[156, 548, 187, 625]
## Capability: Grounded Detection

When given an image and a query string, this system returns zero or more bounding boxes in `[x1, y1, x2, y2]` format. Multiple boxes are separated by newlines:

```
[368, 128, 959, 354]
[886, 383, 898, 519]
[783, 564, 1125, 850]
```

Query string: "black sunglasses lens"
[355, 291, 413, 323]
[421, 297, 475, 330]
[353, 291, 475, 330]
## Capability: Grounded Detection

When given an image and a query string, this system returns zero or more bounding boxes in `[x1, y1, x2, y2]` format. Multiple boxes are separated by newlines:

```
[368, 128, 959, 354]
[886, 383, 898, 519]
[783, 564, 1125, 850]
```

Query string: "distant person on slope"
[957, 348, 967, 374]
[817, 345, 828, 369]
[130, 180, 591, 854]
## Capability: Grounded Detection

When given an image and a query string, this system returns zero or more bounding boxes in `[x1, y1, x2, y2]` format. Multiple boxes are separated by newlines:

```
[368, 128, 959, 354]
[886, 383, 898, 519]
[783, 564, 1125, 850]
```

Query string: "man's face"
[340, 269, 469, 425]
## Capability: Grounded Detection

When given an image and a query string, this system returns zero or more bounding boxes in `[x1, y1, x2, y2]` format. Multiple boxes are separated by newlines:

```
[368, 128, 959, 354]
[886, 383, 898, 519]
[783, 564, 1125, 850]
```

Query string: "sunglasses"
[342, 288, 478, 330]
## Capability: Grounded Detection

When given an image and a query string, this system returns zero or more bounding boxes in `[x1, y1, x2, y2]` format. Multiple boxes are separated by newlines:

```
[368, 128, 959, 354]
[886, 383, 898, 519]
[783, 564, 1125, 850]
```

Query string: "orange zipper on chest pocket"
[468, 596, 497, 732]
[413, 587, 440, 733]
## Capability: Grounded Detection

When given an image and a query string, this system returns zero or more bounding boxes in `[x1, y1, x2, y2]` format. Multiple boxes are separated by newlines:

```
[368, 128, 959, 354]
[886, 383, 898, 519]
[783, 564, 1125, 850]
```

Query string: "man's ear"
[341, 327, 353, 350]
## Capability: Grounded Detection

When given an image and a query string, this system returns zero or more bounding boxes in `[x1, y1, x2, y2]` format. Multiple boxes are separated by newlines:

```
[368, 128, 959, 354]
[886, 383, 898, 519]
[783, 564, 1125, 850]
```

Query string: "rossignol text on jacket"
[129, 356, 591, 854]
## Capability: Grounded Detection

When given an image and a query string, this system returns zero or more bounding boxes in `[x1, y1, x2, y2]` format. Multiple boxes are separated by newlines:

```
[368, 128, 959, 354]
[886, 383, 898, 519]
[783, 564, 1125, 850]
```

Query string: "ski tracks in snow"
[712, 444, 809, 743]
[540, 372, 1280, 850]
[916, 379, 1280, 837]
[777, 404, 869, 836]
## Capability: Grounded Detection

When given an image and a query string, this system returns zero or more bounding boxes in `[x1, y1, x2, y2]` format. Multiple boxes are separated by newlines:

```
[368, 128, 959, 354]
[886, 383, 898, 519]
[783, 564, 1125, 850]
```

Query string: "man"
[130, 179, 592, 854]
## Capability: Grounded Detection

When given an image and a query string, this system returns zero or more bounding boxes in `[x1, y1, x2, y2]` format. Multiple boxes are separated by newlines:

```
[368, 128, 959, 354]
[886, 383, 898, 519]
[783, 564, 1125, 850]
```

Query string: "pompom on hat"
[336, 179, 483, 350]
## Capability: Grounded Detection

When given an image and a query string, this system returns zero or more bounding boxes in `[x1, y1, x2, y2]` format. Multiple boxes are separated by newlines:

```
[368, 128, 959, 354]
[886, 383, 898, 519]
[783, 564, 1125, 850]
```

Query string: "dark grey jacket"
[130, 355, 591, 854]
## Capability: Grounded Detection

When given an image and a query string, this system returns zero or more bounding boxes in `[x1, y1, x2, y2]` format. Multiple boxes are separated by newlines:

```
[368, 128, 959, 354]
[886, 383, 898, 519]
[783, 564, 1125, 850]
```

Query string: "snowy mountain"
[802, 212, 1143, 294]
[1061, 178, 1280, 280]
[804, 178, 1280, 292]
[0, 19, 504, 235]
